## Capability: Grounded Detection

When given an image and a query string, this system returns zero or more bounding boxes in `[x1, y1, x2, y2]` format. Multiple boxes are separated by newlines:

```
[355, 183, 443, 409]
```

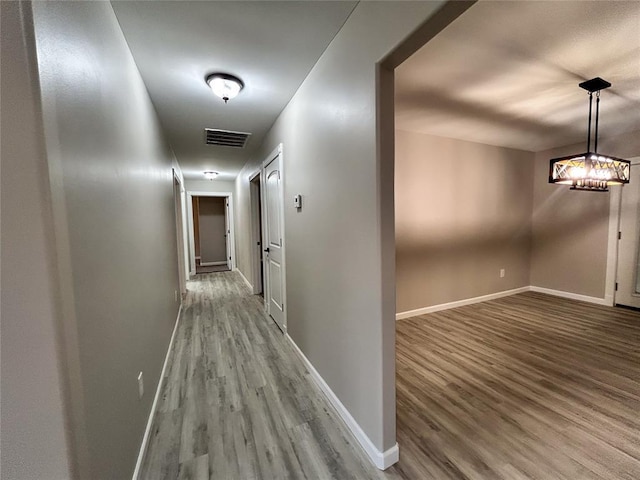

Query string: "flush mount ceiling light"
[549, 77, 630, 192]
[205, 73, 244, 104]
[203, 171, 219, 180]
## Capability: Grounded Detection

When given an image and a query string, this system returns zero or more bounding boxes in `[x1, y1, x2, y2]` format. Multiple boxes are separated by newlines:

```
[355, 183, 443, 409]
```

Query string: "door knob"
[264, 248, 270, 253]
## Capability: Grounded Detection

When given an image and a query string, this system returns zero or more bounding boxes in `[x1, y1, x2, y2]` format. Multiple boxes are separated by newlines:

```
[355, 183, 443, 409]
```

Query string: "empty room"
[393, 2, 640, 479]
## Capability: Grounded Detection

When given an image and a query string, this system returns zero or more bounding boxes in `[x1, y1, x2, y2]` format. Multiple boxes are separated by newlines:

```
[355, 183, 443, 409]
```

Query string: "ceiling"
[112, 1, 356, 180]
[396, 0, 640, 152]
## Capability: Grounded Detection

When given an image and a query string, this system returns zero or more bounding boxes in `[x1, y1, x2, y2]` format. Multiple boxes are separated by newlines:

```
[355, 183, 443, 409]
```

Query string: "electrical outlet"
[174, 290, 178, 302]
[137, 372, 144, 399]
[500, 268, 506, 278]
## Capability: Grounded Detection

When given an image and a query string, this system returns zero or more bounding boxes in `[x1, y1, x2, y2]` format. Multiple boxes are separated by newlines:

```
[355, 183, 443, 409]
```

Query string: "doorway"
[186, 191, 236, 276]
[614, 158, 640, 309]
[249, 172, 265, 296]
[172, 170, 187, 295]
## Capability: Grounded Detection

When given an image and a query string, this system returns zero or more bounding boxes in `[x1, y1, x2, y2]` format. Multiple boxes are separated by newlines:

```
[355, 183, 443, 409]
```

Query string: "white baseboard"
[529, 286, 610, 306]
[396, 286, 530, 320]
[285, 334, 398, 470]
[397, 286, 612, 321]
[132, 304, 182, 480]
[200, 261, 227, 266]
[235, 268, 253, 290]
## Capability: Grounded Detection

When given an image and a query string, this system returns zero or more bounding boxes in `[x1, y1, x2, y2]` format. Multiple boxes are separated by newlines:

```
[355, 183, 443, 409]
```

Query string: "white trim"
[261, 143, 287, 332]
[396, 286, 613, 320]
[132, 304, 182, 480]
[605, 186, 622, 306]
[529, 286, 609, 306]
[248, 169, 260, 182]
[200, 261, 227, 266]
[285, 334, 398, 470]
[396, 287, 530, 320]
[609, 157, 640, 306]
[236, 268, 253, 290]
[187, 194, 196, 275]
[186, 191, 237, 275]
[249, 170, 263, 295]
[172, 169, 188, 296]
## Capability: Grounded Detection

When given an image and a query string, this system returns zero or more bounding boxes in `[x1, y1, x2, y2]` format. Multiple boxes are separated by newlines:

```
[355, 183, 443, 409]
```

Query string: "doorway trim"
[249, 170, 264, 295]
[261, 143, 287, 331]
[186, 191, 236, 275]
[172, 169, 188, 296]
[607, 156, 640, 306]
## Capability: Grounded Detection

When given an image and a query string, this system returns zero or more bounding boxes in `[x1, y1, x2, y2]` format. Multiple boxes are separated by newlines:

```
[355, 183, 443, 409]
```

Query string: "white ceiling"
[112, 1, 356, 180]
[396, 0, 640, 152]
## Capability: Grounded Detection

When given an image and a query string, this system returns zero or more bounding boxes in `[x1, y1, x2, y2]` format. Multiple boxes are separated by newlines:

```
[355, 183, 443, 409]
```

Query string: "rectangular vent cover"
[205, 128, 251, 148]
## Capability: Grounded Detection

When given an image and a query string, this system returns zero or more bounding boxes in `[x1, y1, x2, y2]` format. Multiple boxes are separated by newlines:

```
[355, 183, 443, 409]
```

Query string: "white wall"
[31, 1, 181, 478]
[235, 0, 447, 461]
[0, 2, 73, 478]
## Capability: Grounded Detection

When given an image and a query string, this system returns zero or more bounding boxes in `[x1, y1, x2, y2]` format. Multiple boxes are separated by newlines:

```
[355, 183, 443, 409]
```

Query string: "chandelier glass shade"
[549, 77, 630, 192]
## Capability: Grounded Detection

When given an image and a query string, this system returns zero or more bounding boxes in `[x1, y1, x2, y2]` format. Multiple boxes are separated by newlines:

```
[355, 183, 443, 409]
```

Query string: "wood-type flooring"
[141, 272, 640, 479]
[139, 272, 388, 480]
[391, 292, 640, 480]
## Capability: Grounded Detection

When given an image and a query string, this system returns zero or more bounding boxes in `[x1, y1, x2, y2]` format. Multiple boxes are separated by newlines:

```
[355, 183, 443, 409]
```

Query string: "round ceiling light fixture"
[203, 171, 219, 180]
[205, 73, 244, 104]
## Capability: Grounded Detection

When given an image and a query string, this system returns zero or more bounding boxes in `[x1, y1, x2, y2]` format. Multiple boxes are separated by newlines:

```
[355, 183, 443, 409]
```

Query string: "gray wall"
[235, 1, 446, 454]
[31, 2, 181, 478]
[0, 2, 73, 478]
[395, 130, 534, 313]
[185, 178, 235, 194]
[530, 129, 640, 298]
[198, 197, 227, 264]
[396, 128, 640, 309]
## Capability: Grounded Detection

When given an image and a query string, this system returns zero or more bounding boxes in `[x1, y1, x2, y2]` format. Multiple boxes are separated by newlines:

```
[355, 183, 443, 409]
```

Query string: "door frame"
[249, 170, 264, 295]
[186, 191, 236, 275]
[261, 143, 287, 330]
[172, 169, 188, 296]
[607, 157, 640, 305]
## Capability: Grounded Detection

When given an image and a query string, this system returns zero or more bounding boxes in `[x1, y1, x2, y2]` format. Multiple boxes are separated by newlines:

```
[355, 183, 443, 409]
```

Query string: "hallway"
[140, 272, 389, 480]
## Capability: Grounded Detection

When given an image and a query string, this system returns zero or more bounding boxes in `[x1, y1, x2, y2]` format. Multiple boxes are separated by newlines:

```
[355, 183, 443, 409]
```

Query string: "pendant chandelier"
[549, 77, 630, 192]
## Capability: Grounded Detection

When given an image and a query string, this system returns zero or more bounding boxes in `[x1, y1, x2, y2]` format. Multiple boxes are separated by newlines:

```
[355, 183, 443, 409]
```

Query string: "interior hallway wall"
[31, 2, 181, 478]
[1, 2, 73, 478]
[198, 197, 227, 264]
[530, 129, 640, 299]
[185, 178, 235, 194]
[235, 1, 447, 457]
[395, 130, 534, 313]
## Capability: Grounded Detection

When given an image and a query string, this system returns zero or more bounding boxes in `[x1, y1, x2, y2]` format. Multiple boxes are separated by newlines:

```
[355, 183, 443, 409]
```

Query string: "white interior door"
[262, 149, 286, 331]
[615, 161, 640, 308]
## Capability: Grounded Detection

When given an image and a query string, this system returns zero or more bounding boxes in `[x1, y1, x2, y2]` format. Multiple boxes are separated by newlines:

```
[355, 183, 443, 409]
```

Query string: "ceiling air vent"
[204, 128, 251, 148]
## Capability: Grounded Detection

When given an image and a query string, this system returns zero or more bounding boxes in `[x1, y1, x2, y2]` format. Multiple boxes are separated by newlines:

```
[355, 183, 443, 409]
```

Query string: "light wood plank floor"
[390, 292, 640, 480]
[139, 272, 390, 480]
